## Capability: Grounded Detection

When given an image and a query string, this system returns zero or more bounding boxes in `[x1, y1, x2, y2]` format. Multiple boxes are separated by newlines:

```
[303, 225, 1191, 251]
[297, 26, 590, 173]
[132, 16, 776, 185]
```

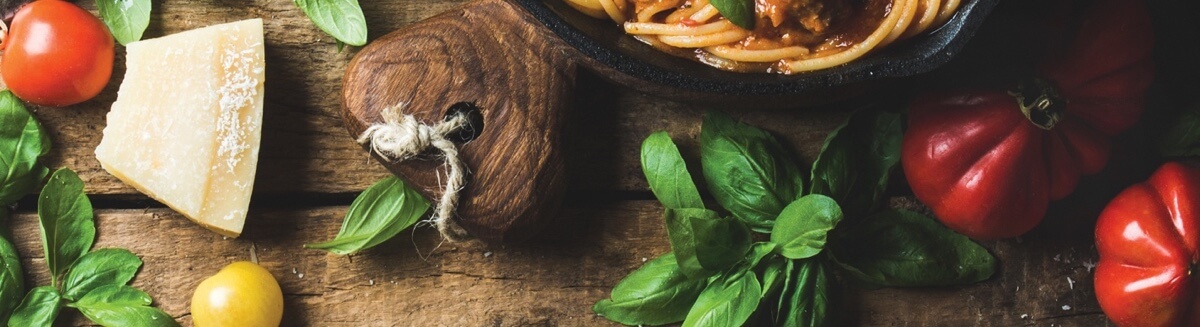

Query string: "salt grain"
[298, 273, 305, 279]
[1067, 277, 1075, 290]
[642, 257, 648, 262]
[369, 279, 375, 286]
[1020, 314, 1029, 319]
[1062, 305, 1071, 311]
[484, 252, 493, 258]
[1082, 260, 1097, 272]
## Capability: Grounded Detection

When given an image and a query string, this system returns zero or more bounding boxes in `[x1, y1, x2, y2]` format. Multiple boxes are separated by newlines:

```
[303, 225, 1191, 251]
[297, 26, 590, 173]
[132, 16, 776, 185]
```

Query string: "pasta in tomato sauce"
[563, 0, 962, 74]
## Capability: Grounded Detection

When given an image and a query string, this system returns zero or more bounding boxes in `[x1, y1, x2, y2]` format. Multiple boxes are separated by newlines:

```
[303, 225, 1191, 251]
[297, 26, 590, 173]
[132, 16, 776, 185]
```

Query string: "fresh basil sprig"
[9, 169, 178, 327]
[700, 110, 804, 232]
[294, 0, 368, 46]
[305, 176, 430, 255]
[710, 0, 755, 30]
[595, 108, 996, 327]
[95, 0, 152, 45]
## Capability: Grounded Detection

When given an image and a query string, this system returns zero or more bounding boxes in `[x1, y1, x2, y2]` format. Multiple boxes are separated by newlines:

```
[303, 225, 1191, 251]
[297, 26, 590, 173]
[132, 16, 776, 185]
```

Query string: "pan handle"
[342, 0, 579, 243]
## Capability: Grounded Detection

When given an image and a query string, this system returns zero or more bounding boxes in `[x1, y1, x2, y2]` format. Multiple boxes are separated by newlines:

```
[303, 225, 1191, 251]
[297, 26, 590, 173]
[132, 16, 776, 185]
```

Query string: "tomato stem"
[1009, 77, 1066, 130]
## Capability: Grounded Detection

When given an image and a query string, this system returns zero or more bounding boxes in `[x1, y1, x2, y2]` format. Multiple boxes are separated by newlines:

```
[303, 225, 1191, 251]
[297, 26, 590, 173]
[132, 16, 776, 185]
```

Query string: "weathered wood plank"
[7, 201, 1110, 326]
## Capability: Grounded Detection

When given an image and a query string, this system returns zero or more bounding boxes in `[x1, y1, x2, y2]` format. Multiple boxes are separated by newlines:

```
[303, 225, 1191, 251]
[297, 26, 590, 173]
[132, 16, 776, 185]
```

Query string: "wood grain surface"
[5, 0, 1198, 326]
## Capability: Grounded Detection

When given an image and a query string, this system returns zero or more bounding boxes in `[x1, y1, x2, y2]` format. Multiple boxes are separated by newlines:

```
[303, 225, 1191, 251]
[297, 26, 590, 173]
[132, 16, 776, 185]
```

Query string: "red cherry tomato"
[1095, 162, 1200, 327]
[2, 0, 114, 107]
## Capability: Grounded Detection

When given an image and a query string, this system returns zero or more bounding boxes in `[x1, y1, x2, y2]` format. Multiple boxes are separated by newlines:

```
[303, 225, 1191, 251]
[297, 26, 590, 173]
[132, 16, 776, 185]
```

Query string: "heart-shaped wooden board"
[341, 0, 579, 243]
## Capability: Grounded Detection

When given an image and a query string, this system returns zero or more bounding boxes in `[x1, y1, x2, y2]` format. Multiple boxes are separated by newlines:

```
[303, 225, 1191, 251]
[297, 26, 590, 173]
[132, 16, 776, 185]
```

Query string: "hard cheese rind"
[95, 19, 265, 237]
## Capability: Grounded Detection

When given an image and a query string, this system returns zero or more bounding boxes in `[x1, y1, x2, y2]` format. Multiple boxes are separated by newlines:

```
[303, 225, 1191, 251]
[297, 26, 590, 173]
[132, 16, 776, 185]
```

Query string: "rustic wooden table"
[7, 0, 1198, 326]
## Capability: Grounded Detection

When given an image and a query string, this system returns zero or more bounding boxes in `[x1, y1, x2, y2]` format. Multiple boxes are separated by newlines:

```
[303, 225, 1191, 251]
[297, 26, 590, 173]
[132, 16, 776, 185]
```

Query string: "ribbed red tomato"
[901, 0, 1153, 239]
[1096, 162, 1200, 327]
[1, 0, 114, 107]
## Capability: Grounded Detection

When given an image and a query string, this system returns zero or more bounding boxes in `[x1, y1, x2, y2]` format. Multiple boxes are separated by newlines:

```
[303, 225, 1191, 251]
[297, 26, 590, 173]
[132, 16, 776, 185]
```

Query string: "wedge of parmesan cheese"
[95, 19, 265, 237]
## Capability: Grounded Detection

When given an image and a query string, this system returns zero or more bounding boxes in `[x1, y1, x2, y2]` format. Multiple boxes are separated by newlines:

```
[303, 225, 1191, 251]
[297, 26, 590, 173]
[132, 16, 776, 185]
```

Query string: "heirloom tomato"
[1, 0, 114, 107]
[1095, 162, 1200, 327]
[901, 0, 1153, 239]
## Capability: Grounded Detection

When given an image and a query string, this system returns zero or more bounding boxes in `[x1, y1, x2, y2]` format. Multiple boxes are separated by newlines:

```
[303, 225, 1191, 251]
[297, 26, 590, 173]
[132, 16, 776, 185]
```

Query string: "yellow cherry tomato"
[191, 261, 284, 327]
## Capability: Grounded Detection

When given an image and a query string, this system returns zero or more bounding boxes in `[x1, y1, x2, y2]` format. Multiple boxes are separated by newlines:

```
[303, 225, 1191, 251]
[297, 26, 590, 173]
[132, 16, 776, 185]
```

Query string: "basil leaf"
[744, 242, 777, 270]
[74, 285, 151, 307]
[771, 194, 843, 260]
[62, 249, 142, 302]
[710, 0, 755, 30]
[39, 168, 95, 284]
[1160, 103, 1200, 157]
[73, 285, 178, 327]
[700, 110, 804, 232]
[306, 176, 430, 255]
[809, 109, 902, 219]
[779, 259, 833, 327]
[758, 257, 787, 300]
[0, 90, 50, 206]
[8, 286, 61, 327]
[95, 0, 152, 45]
[830, 209, 997, 287]
[642, 131, 704, 209]
[293, 0, 368, 46]
[0, 209, 22, 323]
[682, 270, 761, 327]
[665, 208, 752, 278]
[593, 253, 708, 326]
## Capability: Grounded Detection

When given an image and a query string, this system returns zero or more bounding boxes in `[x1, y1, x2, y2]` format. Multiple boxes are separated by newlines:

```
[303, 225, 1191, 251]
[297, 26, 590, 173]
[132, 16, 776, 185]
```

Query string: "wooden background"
[5, 0, 1199, 326]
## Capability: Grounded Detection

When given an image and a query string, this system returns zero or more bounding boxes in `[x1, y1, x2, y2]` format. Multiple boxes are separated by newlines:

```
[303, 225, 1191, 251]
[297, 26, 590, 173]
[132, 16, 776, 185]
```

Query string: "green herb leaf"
[7, 286, 61, 327]
[95, 0, 152, 45]
[830, 209, 997, 287]
[0, 209, 22, 323]
[305, 176, 430, 255]
[700, 110, 804, 232]
[758, 256, 787, 300]
[642, 131, 704, 210]
[593, 253, 708, 326]
[771, 194, 843, 260]
[0, 90, 50, 206]
[682, 270, 761, 327]
[1159, 103, 1200, 157]
[38, 168, 95, 285]
[293, 0, 368, 46]
[664, 208, 752, 278]
[61, 249, 142, 302]
[709, 0, 755, 30]
[73, 285, 178, 327]
[778, 259, 833, 327]
[809, 110, 902, 219]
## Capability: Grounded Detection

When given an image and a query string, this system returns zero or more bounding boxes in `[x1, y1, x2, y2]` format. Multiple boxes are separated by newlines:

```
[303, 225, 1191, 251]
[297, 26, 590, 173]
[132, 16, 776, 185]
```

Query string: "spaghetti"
[564, 0, 963, 74]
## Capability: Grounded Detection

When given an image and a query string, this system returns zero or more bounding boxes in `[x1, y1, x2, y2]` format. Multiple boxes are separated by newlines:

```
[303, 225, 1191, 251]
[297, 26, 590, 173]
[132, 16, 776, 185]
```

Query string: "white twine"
[357, 103, 471, 242]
